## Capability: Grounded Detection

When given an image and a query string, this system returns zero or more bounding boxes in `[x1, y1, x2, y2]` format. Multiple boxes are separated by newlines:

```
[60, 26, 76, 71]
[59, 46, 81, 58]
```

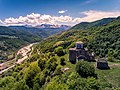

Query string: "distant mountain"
[9, 24, 71, 37]
[9, 26, 49, 38]
[35, 24, 71, 30]
[71, 18, 116, 30]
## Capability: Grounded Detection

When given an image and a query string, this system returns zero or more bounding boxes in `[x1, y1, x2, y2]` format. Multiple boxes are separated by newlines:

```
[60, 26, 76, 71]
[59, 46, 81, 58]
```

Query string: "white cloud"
[82, 0, 95, 5]
[58, 10, 68, 14]
[0, 20, 5, 26]
[1, 10, 120, 26]
[73, 10, 120, 23]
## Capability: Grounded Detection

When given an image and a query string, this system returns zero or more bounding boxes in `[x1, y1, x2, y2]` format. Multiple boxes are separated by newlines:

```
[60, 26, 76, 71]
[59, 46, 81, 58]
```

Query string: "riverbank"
[0, 43, 35, 74]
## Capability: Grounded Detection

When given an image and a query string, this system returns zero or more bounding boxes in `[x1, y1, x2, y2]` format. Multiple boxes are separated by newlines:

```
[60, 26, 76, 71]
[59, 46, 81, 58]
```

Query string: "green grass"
[64, 54, 120, 89]
[55, 53, 120, 89]
[96, 62, 120, 90]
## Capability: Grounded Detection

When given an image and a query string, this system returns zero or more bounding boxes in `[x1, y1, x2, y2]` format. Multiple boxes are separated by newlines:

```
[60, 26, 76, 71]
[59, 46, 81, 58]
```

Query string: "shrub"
[75, 60, 96, 78]
[86, 77, 100, 90]
[54, 46, 65, 56]
[60, 57, 66, 65]
[54, 65, 63, 75]
[46, 57, 58, 72]
[24, 62, 40, 88]
[38, 58, 46, 70]
[107, 56, 114, 62]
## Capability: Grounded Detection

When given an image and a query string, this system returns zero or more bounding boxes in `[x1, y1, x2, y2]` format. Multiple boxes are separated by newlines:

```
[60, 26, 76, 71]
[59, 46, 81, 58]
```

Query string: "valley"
[0, 43, 35, 74]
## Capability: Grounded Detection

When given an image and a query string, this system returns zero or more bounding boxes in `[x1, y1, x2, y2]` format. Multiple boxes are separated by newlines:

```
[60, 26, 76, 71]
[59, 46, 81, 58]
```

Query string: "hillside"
[71, 17, 116, 30]
[0, 24, 70, 63]
[35, 17, 120, 61]
[9, 24, 70, 37]
[0, 26, 41, 63]
[0, 17, 120, 90]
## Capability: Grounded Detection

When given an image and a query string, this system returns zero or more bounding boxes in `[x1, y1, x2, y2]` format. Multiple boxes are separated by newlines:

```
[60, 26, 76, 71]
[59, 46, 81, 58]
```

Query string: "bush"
[60, 57, 66, 66]
[107, 56, 114, 62]
[24, 62, 41, 88]
[46, 80, 68, 90]
[54, 65, 63, 75]
[46, 57, 58, 72]
[33, 73, 46, 88]
[75, 60, 97, 78]
[38, 58, 46, 70]
[86, 77, 100, 90]
[54, 46, 65, 56]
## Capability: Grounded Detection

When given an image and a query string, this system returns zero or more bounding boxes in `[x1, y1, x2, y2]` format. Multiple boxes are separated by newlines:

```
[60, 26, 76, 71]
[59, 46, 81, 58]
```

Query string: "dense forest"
[0, 17, 120, 90]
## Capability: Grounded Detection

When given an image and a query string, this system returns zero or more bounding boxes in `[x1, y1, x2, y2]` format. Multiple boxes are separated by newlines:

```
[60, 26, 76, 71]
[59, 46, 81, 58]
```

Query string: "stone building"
[69, 41, 95, 63]
[97, 58, 110, 69]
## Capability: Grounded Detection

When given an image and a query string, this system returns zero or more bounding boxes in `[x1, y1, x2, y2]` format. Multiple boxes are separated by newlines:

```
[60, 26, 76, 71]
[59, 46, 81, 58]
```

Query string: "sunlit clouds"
[1, 10, 120, 26]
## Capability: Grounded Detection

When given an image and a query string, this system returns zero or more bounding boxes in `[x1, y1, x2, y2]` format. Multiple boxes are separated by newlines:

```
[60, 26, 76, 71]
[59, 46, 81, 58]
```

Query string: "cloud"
[58, 10, 68, 14]
[73, 10, 120, 23]
[3, 13, 74, 26]
[1, 10, 120, 26]
[83, 0, 94, 4]
[0, 20, 5, 26]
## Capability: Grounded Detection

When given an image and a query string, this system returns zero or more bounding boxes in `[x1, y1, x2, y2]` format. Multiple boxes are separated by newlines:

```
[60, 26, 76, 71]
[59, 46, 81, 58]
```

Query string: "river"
[0, 43, 35, 74]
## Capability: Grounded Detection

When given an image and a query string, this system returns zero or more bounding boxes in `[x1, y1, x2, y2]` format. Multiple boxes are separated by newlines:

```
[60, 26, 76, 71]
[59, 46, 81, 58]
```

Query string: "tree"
[86, 77, 100, 90]
[46, 57, 58, 72]
[75, 60, 96, 78]
[54, 65, 63, 75]
[38, 58, 46, 70]
[54, 46, 65, 56]
[24, 62, 41, 88]
[46, 80, 68, 90]
[33, 73, 46, 88]
[0, 76, 16, 89]
[14, 80, 29, 90]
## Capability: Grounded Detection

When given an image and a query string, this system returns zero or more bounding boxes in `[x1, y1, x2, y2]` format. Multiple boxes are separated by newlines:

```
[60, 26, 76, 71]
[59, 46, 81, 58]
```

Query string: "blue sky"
[0, 0, 120, 26]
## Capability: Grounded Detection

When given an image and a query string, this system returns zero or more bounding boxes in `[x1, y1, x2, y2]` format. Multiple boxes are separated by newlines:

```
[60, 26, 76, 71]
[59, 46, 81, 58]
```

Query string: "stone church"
[69, 41, 95, 63]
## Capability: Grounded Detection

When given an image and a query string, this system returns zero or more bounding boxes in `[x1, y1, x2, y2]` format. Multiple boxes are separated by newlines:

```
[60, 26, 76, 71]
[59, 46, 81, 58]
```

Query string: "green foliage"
[14, 80, 29, 90]
[66, 72, 85, 90]
[33, 73, 46, 88]
[86, 77, 100, 90]
[60, 57, 66, 66]
[46, 80, 68, 90]
[46, 57, 58, 72]
[38, 58, 46, 70]
[54, 46, 65, 56]
[0, 76, 16, 88]
[54, 65, 63, 75]
[75, 60, 96, 78]
[24, 62, 41, 88]
[108, 56, 114, 62]
[28, 54, 40, 62]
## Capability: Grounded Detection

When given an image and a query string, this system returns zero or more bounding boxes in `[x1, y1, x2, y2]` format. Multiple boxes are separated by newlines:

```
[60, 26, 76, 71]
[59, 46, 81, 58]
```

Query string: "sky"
[0, 0, 120, 26]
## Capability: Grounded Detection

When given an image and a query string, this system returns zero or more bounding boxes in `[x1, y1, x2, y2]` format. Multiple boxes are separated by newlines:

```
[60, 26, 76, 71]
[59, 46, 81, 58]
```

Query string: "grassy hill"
[0, 17, 120, 90]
